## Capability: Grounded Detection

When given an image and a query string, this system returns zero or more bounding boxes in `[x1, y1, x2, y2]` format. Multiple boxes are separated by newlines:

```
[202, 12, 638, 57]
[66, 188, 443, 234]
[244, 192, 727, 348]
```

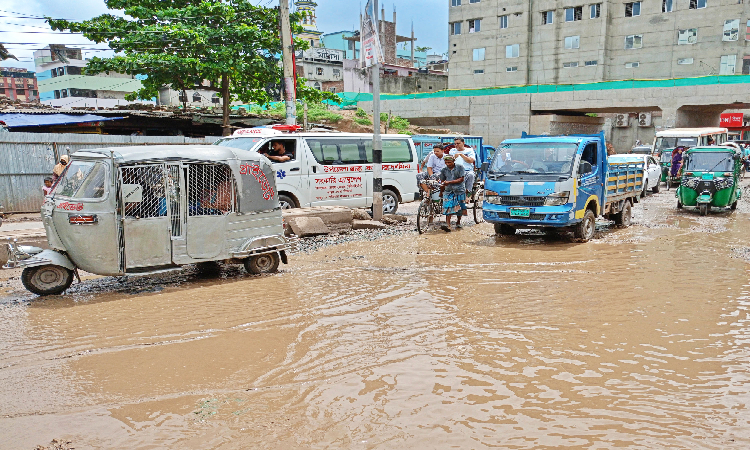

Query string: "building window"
[192, 92, 201, 102]
[563, 62, 579, 68]
[451, 0, 461, 6]
[499, 15, 508, 29]
[720, 55, 737, 75]
[689, 0, 706, 9]
[663, 0, 674, 12]
[590, 4, 601, 18]
[313, 82, 321, 89]
[625, 2, 641, 17]
[472, 48, 486, 61]
[746, 20, 750, 40]
[469, 0, 480, 3]
[333, 68, 341, 77]
[743, 57, 750, 75]
[723, 19, 740, 41]
[0, 88, 5, 95]
[506, 44, 520, 58]
[474, 69, 484, 74]
[542, 11, 553, 25]
[450, 22, 462, 35]
[564, 36, 580, 49]
[625, 62, 640, 68]
[507, 66, 518, 72]
[468, 19, 481, 33]
[66, 66, 82, 75]
[212, 93, 220, 104]
[16, 89, 25, 96]
[677, 29, 697, 45]
[178, 92, 187, 102]
[54, 90, 60, 99]
[60, 89, 68, 98]
[565, 7, 582, 22]
[316, 67, 324, 75]
[677, 58, 694, 64]
[585, 60, 598, 66]
[625, 35, 643, 49]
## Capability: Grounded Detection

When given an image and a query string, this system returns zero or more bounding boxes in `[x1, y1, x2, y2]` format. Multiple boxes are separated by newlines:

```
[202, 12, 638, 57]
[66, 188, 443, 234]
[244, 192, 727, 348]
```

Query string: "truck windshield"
[684, 152, 734, 172]
[214, 137, 263, 151]
[655, 137, 698, 150]
[490, 143, 579, 175]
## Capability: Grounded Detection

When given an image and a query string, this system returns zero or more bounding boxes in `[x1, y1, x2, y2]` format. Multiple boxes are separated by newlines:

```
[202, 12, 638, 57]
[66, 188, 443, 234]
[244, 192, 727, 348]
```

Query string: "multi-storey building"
[0, 68, 39, 102]
[448, 0, 750, 89]
[33, 45, 151, 108]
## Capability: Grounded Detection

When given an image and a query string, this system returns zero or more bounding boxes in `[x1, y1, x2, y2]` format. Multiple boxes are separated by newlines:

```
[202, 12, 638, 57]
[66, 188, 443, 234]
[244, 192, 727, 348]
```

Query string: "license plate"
[510, 208, 531, 218]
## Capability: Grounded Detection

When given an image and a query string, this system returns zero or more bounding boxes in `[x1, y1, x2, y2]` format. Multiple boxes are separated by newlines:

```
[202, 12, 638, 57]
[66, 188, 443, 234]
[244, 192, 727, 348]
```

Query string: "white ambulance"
[214, 127, 420, 213]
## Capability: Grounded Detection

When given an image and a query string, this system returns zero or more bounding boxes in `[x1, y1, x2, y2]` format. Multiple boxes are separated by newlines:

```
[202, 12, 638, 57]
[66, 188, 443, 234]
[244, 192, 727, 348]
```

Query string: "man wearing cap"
[439, 155, 467, 231]
[449, 137, 476, 195]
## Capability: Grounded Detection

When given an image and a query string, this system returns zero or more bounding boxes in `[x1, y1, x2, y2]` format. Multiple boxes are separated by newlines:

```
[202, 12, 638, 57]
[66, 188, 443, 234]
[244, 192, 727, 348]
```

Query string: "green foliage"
[355, 108, 368, 118]
[380, 113, 388, 123]
[389, 115, 412, 134]
[586, 113, 598, 117]
[247, 101, 342, 124]
[354, 117, 373, 126]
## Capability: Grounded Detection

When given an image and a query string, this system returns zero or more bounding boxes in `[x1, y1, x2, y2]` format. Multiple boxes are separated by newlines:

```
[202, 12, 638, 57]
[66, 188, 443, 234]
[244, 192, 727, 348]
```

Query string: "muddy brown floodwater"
[1, 187, 750, 449]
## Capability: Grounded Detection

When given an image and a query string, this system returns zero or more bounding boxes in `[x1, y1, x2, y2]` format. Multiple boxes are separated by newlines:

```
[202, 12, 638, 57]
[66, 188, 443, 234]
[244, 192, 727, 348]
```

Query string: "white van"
[214, 128, 419, 213]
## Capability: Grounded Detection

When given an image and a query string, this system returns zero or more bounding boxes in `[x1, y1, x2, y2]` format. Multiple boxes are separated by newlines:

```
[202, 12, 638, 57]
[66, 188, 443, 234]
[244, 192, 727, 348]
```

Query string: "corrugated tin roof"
[0, 113, 124, 128]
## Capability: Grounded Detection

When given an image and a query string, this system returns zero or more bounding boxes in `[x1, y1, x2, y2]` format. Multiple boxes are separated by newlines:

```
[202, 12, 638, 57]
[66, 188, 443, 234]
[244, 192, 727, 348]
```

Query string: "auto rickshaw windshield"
[54, 160, 107, 199]
[490, 143, 578, 175]
[683, 152, 734, 172]
[660, 152, 672, 163]
[655, 137, 698, 150]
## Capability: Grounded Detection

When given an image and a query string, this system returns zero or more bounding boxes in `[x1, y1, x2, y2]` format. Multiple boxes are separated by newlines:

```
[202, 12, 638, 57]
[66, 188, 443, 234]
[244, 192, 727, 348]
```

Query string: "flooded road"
[2, 188, 750, 449]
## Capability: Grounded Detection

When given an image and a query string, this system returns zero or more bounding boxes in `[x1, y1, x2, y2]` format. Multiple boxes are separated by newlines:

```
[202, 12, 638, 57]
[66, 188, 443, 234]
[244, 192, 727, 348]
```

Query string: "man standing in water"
[439, 155, 467, 232]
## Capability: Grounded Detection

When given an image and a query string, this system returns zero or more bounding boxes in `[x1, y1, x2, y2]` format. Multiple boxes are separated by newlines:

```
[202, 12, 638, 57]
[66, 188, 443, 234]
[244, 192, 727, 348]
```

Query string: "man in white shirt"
[417, 144, 447, 196]
[449, 137, 476, 195]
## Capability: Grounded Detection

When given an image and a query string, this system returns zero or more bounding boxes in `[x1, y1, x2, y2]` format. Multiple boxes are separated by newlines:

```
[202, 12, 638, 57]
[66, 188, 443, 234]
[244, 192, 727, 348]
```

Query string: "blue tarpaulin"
[0, 113, 124, 128]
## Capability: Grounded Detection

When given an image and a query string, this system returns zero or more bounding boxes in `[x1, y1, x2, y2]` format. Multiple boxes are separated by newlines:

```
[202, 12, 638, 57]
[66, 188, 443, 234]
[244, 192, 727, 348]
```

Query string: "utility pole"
[280, 0, 297, 125]
[372, 0, 383, 220]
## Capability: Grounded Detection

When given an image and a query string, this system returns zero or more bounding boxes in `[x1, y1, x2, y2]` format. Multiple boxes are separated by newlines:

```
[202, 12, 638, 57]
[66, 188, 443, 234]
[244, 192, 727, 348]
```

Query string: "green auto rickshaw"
[659, 150, 672, 183]
[676, 146, 742, 215]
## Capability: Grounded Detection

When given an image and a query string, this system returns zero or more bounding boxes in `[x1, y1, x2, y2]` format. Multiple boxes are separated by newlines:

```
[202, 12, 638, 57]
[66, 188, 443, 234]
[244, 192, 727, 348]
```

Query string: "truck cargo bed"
[606, 160, 644, 205]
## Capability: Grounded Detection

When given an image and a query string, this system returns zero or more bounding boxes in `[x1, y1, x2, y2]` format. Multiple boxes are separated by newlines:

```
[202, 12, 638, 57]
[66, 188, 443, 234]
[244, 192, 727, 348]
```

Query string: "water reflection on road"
[1, 190, 749, 449]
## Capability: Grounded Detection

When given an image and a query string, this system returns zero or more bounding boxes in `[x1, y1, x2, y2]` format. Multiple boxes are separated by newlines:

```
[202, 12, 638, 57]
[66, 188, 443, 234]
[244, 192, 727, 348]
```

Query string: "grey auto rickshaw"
[4, 145, 295, 295]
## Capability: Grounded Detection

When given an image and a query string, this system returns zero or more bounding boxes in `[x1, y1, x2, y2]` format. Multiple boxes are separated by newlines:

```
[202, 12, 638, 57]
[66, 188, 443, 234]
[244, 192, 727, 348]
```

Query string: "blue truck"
[483, 132, 643, 241]
[412, 134, 495, 170]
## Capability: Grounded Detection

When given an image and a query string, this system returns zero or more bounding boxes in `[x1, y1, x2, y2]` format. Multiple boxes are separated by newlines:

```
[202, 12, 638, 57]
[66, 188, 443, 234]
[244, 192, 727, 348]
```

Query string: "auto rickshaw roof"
[684, 146, 741, 155]
[501, 136, 585, 145]
[654, 128, 728, 137]
[72, 145, 265, 163]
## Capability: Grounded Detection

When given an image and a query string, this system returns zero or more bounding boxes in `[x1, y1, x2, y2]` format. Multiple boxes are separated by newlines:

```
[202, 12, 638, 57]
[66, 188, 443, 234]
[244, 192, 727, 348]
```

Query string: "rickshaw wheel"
[21, 265, 74, 296]
[244, 253, 280, 275]
[731, 200, 738, 211]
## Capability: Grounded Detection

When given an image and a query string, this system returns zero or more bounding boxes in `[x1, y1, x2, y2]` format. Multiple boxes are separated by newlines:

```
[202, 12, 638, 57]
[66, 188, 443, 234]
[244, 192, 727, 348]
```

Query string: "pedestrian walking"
[439, 155, 467, 232]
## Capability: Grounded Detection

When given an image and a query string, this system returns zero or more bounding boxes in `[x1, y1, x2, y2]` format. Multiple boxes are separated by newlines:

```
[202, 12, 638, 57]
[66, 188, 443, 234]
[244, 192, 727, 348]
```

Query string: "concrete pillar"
[660, 105, 723, 129]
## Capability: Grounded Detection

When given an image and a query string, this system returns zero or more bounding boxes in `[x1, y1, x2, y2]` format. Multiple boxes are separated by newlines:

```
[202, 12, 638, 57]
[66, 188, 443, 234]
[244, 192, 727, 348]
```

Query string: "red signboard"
[720, 113, 744, 128]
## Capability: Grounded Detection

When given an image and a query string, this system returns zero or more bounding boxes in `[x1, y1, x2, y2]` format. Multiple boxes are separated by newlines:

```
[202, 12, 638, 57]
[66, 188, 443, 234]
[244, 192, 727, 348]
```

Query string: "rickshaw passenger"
[671, 147, 685, 177]
[200, 179, 234, 214]
[449, 137, 476, 195]
[417, 144, 446, 195]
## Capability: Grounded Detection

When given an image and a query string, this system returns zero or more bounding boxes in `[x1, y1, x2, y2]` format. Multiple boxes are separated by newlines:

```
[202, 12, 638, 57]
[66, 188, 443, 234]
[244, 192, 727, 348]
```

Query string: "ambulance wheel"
[21, 265, 74, 296]
[494, 223, 516, 236]
[244, 253, 280, 275]
[279, 194, 296, 210]
[574, 209, 596, 241]
[382, 189, 399, 214]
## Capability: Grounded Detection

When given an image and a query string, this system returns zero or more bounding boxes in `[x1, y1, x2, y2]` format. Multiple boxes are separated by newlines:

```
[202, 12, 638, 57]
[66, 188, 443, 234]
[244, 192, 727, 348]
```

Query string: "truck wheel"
[494, 223, 516, 236]
[382, 189, 399, 214]
[574, 209, 596, 241]
[21, 265, 74, 296]
[278, 195, 296, 210]
[699, 204, 709, 216]
[244, 253, 280, 275]
[613, 201, 632, 227]
[652, 183, 660, 194]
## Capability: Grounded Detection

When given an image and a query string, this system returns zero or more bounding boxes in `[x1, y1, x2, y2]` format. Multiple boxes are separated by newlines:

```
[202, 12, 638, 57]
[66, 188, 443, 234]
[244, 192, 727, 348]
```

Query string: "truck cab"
[483, 132, 608, 240]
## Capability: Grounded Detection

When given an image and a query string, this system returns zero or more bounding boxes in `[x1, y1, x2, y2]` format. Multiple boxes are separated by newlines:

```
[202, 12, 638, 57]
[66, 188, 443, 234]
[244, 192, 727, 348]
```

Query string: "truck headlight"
[544, 191, 570, 206]
[484, 190, 499, 204]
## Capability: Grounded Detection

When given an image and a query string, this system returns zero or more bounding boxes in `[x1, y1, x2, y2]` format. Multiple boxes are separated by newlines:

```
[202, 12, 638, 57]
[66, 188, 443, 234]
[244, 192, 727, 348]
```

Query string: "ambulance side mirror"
[122, 184, 143, 203]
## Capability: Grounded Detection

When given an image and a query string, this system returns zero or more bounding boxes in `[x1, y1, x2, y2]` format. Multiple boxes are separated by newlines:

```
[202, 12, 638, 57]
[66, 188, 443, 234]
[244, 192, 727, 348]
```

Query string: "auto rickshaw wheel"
[677, 200, 683, 209]
[731, 200, 738, 211]
[699, 204, 709, 216]
[21, 265, 74, 296]
[574, 209, 596, 242]
[244, 253, 280, 275]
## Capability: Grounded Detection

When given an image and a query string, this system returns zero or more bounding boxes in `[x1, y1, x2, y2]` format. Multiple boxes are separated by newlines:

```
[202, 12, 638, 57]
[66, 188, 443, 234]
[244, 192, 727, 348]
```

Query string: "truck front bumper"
[483, 204, 576, 227]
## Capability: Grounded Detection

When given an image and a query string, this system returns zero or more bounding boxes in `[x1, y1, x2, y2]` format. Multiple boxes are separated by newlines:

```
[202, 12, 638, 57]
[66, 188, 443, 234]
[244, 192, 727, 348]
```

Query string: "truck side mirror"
[579, 161, 593, 177]
[122, 184, 143, 203]
[480, 162, 489, 172]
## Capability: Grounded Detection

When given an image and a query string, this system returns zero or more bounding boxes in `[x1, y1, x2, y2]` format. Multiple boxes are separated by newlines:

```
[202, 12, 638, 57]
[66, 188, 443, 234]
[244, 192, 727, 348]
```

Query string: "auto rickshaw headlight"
[545, 191, 570, 206]
[723, 172, 732, 177]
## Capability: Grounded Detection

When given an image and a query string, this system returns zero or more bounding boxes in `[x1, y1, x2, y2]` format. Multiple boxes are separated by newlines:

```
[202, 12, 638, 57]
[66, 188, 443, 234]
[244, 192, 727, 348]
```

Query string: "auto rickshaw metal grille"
[167, 165, 182, 237]
[120, 165, 168, 219]
[187, 164, 234, 216]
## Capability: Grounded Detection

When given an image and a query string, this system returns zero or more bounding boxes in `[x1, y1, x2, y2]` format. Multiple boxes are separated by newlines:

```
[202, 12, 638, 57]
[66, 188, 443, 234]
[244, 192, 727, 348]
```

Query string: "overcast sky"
[1, 0, 448, 72]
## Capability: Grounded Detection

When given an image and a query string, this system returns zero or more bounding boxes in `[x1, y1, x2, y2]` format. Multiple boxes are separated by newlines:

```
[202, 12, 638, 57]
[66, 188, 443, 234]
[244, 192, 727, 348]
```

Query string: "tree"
[0, 44, 18, 61]
[48, 0, 338, 135]
[415, 46, 432, 53]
